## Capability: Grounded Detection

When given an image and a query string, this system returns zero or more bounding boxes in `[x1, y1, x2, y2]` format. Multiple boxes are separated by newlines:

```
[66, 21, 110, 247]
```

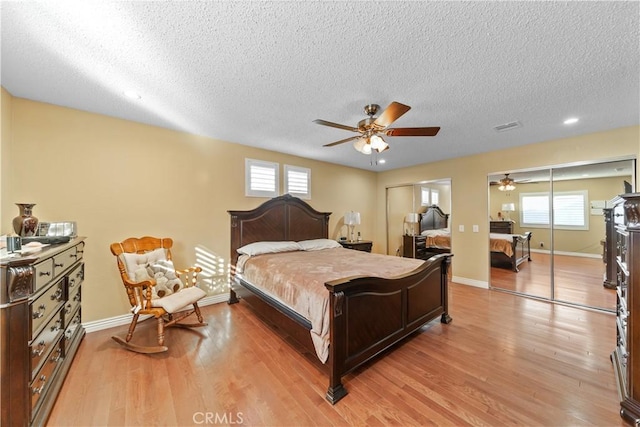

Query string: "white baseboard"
[530, 248, 601, 259]
[452, 276, 489, 289]
[82, 293, 229, 333]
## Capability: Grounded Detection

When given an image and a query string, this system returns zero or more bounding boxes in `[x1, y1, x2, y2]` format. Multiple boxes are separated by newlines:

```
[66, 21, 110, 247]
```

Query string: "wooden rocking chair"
[110, 236, 207, 353]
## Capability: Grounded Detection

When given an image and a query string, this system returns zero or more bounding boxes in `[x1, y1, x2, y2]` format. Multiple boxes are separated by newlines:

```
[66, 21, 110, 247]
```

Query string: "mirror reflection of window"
[421, 186, 439, 206]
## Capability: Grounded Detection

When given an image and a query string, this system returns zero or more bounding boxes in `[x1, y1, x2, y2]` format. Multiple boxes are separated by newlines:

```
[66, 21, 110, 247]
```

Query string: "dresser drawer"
[53, 246, 80, 278]
[33, 258, 54, 292]
[30, 340, 64, 416]
[30, 310, 64, 380]
[64, 287, 81, 328]
[67, 262, 84, 297]
[64, 306, 82, 346]
[30, 278, 65, 338]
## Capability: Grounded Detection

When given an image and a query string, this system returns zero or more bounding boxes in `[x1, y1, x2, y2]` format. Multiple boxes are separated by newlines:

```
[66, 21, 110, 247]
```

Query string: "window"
[520, 190, 588, 230]
[245, 159, 278, 198]
[421, 187, 439, 206]
[284, 165, 311, 199]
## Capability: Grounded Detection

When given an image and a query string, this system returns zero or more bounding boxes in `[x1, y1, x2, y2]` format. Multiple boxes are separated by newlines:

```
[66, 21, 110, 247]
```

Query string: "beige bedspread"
[236, 247, 425, 363]
[421, 229, 451, 249]
[490, 233, 517, 257]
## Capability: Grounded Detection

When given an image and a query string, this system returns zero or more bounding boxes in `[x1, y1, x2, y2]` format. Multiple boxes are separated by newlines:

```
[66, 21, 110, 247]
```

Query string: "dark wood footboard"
[491, 231, 532, 272]
[324, 253, 452, 403]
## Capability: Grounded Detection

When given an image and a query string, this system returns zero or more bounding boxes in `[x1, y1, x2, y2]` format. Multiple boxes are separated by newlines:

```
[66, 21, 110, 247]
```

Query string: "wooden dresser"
[1, 238, 85, 426]
[610, 195, 640, 424]
[489, 220, 514, 234]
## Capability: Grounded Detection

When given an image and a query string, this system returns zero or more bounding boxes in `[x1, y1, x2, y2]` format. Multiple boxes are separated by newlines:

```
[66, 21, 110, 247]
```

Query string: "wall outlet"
[472, 225, 479, 233]
[458, 225, 465, 232]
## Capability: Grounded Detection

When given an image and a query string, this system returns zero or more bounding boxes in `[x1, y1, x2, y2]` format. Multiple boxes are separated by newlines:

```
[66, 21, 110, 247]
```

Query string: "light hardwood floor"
[490, 252, 616, 310]
[47, 283, 624, 426]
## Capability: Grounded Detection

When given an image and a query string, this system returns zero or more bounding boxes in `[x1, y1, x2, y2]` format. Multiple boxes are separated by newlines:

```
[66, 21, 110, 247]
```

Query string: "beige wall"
[1, 87, 13, 234]
[2, 87, 639, 320]
[2, 93, 377, 322]
[376, 126, 639, 286]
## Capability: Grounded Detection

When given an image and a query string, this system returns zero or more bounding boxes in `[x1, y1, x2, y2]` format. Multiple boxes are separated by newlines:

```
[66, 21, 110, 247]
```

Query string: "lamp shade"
[501, 203, 515, 212]
[344, 211, 361, 225]
[405, 213, 419, 223]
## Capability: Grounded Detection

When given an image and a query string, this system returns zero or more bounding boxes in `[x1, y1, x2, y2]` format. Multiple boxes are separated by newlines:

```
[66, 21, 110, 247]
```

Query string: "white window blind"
[245, 159, 279, 197]
[520, 190, 588, 230]
[421, 187, 429, 206]
[431, 189, 439, 206]
[284, 165, 311, 199]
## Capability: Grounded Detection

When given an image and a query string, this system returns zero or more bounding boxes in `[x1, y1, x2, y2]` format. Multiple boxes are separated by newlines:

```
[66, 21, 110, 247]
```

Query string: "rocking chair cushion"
[120, 248, 167, 280]
[151, 286, 206, 313]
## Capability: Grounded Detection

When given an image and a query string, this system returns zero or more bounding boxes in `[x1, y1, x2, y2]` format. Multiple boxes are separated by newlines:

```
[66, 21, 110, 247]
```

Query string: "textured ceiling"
[1, 1, 638, 171]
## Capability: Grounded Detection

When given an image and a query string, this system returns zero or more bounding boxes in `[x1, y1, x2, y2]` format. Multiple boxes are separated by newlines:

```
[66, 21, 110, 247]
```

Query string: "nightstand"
[338, 240, 373, 252]
[490, 220, 514, 234]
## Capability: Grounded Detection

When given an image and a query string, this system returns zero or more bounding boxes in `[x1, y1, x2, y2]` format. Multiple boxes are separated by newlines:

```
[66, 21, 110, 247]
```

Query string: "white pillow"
[237, 241, 302, 256]
[120, 247, 167, 280]
[298, 239, 342, 251]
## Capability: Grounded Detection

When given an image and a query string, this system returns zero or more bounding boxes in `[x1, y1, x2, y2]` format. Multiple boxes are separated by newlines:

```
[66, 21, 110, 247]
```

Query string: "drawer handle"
[32, 304, 46, 319]
[69, 253, 78, 259]
[73, 293, 81, 302]
[51, 288, 63, 301]
[32, 375, 47, 395]
[50, 348, 62, 363]
[39, 271, 51, 277]
[54, 262, 64, 268]
[51, 319, 62, 333]
[69, 278, 76, 288]
[31, 340, 46, 357]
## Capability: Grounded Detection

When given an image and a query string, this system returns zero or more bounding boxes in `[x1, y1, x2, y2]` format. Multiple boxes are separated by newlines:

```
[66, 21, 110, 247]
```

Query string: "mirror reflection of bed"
[488, 159, 633, 311]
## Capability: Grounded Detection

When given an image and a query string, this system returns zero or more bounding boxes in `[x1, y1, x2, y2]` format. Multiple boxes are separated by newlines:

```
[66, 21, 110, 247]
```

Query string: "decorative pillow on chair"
[148, 259, 184, 296]
[120, 248, 167, 281]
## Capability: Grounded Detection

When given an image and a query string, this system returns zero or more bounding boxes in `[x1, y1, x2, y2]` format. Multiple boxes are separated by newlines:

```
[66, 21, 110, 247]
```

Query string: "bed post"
[228, 213, 239, 305]
[326, 290, 347, 404]
[440, 254, 453, 324]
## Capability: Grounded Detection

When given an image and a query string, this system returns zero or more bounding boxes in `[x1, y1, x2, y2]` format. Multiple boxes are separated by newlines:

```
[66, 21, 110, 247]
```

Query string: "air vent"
[493, 121, 522, 132]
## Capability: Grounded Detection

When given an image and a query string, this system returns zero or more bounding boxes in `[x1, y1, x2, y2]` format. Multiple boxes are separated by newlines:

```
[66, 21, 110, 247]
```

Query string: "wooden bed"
[490, 232, 532, 272]
[418, 205, 451, 255]
[228, 195, 452, 404]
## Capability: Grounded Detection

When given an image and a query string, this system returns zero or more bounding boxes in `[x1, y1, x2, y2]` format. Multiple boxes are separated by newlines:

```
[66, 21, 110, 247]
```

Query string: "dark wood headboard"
[419, 205, 449, 232]
[228, 194, 331, 267]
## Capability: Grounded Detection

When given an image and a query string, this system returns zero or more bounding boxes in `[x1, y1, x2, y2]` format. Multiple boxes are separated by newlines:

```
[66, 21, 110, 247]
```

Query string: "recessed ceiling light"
[378, 159, 386, 164]
[123, 90, 141, 100]
[564, 117, 579, 125]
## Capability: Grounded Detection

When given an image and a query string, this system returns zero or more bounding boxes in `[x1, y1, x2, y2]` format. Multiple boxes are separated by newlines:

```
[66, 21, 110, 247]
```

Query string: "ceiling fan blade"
[373, 102, 411, 128]
[323, 136, 359, 147]
[313, 119, 358, 132]
[385, 127, 441, 137]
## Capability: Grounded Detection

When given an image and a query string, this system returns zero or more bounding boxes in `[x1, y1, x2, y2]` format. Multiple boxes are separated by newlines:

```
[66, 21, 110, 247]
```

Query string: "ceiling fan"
[314, 102, 440, 155]
[490, 173, 531, 191]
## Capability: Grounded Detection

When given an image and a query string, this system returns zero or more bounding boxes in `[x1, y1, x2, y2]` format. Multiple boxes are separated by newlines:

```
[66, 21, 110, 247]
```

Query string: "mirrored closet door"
[489, 158, 635, 312]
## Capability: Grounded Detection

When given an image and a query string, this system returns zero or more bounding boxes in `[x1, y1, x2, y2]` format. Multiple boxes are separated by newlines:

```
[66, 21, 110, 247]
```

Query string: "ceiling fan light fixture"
[361, 141, 372, 155]
[498, 174, 516, 191]
[370, 134, 388, 152]
[353, 137, 367, 153]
